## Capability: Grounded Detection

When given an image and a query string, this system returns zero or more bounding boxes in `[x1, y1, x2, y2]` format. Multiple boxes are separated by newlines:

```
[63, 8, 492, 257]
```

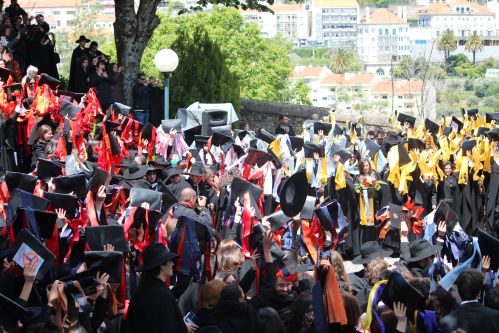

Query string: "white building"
[357, 7, 410, 75]
[311, 0, 359, 47]
[317, 72, 374, 108]
[19, 0, 79, 30]
[290, 66, 333, 105]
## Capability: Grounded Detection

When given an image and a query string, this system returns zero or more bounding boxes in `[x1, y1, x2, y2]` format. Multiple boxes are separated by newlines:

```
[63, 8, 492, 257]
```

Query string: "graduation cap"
[433, 201, 459, 235]
[443, 127, 452, 137]
[333, 124, 343, 137]
[211, 125, 232, 137]
[304, 142, 325, 159]
[130, 188, 162, 212]
[86, 225, 129, 253]
[36, 114, 60, 132]
[267, 210, 291, 232]
[211, 131, 234, 152]
[9, 229, 56, 280]
[88, 167, 111, 193]
[486, 128, 499, 142]
[313, 200, 348, 236]
[104, 120, 123, 135]
[161, 119, 182, 133]
[43, 191, 78, 219]
[381, 271, 426, 315]
[83, 251, 123, 283]
[141, 123, 155, 142]
[363, 139, 381, 160]
[245, 148, 271, 167]
[289, 136, 304, 152]
[382, 131, 402, 147]
[476, 127, 489, 137]
[300, 196, 316, 220]
[451, 117, 463, 133]
[461, 139, 476, 153]
[3, 83, 22, 94]
[330, 143, 352, 164]
[38, 73, 61, 90]
[58, 99, 82, 119]
[108, 133, 121, 156]
[313, 122, 332, 135]
[109, 102, 131, 117]
[398, 143, 411, 167]
[37, 158, 63, 180]
[0, 292, 30, 319]
[408, 138, 426, 151]
[57, 90, 85, 103]
[230, 177, 263, 205]
[485, 112, 499, 124]
[424, 119, 439, 135]
[0, 67, 11, 82]
[397, 112, 416, 128]
[232, 144, 245, 158]
[466, 108, 479, 119]
[8, 189, 49, 212]
[157, 180, 179, 214]
[388, 203, 402, 229]
[24, 208, 57, 240]
[5, 172, 37, 193]
[256, 128, 275, 144]
[477, 229, 499, 271]
[267, 147, 283, 169]
[249, 223, 285, 262]
[52, 174, 87, 198]
[279, 169, 308, 217]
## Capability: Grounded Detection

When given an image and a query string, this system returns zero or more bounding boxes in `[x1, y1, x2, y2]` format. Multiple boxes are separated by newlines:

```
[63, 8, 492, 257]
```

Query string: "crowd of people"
[0, 1, 499, 333]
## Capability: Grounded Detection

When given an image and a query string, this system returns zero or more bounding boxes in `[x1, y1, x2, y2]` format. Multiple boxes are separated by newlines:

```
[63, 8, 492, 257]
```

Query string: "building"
[357, 7, 410, 76]
[311, 0, 359, 47]
[19, 0, 80, 30]
[290, 66, 333, 104]
[317, 72, 374, 108]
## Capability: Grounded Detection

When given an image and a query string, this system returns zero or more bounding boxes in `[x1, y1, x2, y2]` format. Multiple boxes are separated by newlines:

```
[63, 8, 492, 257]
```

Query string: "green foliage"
[437, 29, 458, 62]
[393, 56, 446, 81]
[464, 32, 483, 64]
[446, 53, 469, 74]
[454, 62, 482, 79]
[279, 79, 312, 105]
[330, 48, 361, 74]
[463, 79, 474, 91]
[474, 79, 499, 98]
[169, 24, 240, 116]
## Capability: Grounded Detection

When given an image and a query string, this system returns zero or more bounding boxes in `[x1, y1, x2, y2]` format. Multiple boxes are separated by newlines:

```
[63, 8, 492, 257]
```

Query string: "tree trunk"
[114, 0, 161, 106]
[472, 50, 476, 64]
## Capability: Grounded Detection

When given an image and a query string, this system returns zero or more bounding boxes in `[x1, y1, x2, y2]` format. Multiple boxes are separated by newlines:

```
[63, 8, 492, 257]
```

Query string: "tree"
[465, 32, 483, 64]
[437, 29, 457, 63]
[114, 0, 275, 105]
[169, 25, 240, 116]
[446, 53, 469, 75]
[330, 48, 359, 74]
[279, 80, 312, 105]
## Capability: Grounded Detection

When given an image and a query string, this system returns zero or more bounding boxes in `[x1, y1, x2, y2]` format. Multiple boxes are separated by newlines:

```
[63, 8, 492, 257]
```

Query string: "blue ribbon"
[312, 281, 327, 333]
[439, 237, 480, 291]
[320, 202, 348, 244]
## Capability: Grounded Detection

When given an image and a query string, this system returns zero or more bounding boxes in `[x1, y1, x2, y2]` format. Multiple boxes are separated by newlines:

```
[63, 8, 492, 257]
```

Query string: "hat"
[9, 229, 56, 280]
[123, 162, 148, 180]
[108, 102, 131, 118]
[313, 200, 348, 238]
[451, 117, 463, 133]
[313, 122, 332, 135]
[37, 158, 63, 180]
[381, 271, 426, 315]
[14, 208, 57, 240]
[486, 128, 499, 142]
[141, 123, 155, 142]
[0, 67, 11, 82]
[57, 90, 85, 104]
[250, 223, 285, 262]
[256, 128, 276, 144]
[157, 180, 179, 214]
[75, 35, 90, 43]
[289, 136, 304, 152]
[404, 239, 442, 263]
[267, 210, 291, 232]
[278, 169, 308, 217]
[351, 241, 393, 265]
[135, 244, 177, 272]
[130, 188, 162, 212]
[477, 229, 499, 271]
[300, 196, 316, 220]
[0, 292, 29, 320]
[53, 174, 87, 198]
[466, 108, 479, 119]
[161, 119, 182, 133]
[184, 163, 206, 177]
[38, 73, 60, 90]
[153, 155, 169, 167]
[8, 189, 49, 212]
[267, 147, 283, 169]
[485, 112, 499, 124]
[58, 100, 82, 119]
[83, 251, 123, 283]
[230, 177, 263, 205]
[108, 133, 121, 156]
[212, 131, 234, 152]
[88, 167, 111, 193]
[362, 139, 381, 160]
[397, 112, 416, 128]
[424, 119, 440, 135]
[3, 83, 22, 94]
[164, 167, 182, 181]
[382, 131, 402, 147]
[434, 201, 459, 235]
[398, 143, 411, 167]
[43, 191, 78, 219]
[461, 139, 476, 153]
[407, 138, 426, 151]
[86, 225, 129, 253]
[245, 148, 271, 167]
[330, 143, 352, 164]
[194, 135, 210, 149]
[476, 127, 489, 137]
[304, 142, 325, 159]
[5, 171, 37, 193]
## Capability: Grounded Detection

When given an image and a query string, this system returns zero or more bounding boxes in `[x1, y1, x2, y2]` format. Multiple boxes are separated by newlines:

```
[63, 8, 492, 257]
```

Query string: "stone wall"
[239, 98, 391, 132]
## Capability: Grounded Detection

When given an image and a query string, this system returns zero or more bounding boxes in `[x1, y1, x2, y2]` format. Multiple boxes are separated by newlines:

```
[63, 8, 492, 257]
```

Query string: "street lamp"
[154, 49, 179, 120]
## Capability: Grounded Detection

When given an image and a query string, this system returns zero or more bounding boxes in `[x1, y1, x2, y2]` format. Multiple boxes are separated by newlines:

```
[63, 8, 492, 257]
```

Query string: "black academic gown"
[124, 275, 188, 333]
[439, 301, 499, 333]
[485, 160, 499, 236]
[69, 46, 89, 91]
[458, 173, 482, 235]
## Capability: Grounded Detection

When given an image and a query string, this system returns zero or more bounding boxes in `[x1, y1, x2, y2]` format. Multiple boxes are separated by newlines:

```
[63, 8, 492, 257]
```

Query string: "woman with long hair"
[31, 124, 53, 169]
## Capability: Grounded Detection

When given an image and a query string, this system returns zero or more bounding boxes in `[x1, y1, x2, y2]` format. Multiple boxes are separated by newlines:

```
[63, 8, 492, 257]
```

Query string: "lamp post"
[154, 49, 179, 120]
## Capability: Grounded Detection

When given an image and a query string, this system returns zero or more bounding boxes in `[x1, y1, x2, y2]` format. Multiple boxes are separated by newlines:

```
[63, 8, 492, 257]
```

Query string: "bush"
[474, 79, 499, 98]
[447, 80, 461, 91]
[483, 96, 499, 109]
[467, 96, 480, 107]
[464, 79, 474, 91]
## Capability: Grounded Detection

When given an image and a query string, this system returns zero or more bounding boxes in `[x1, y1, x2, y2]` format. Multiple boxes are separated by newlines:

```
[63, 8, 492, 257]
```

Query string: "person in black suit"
[440, 269, 499, 333]
[68, 35, 90, 91]
[88, 61, 116, 111]
[274, 115, 295, 136]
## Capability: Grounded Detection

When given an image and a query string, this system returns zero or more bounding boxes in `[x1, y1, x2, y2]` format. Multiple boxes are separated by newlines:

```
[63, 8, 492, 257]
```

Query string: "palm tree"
[437, 29, 458, 63]
[465, 32, 483, 64]
[330, 48, 351, 74]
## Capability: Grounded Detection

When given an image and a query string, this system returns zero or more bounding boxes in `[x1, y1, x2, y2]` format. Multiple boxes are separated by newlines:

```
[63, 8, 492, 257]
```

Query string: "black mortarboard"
[105, 120, 121, 133]
[289, 136, 304, 152]
[313, 200, 347, 235]
[230, 177, 263, 204]
[424, 119, 439, 135]
[333, 124, 343, 137]
[57, 90, 85, 103]
[304, 142, 325, 158]
[43, 191, 78, 219]
[23, 208, 58, 240]
[477, 229, 499, 271]
[267, 210, 291, 232]
[408, 138, 426, 151]
[389, 203, 402, 229]
[86, 225, 129, 253]
[0, 292, 29, 319]
[461, 139, 476, 153]
[109, 102, 131, 117]
[267, 147, 283, 169]
[83, 251, 123, 283]
[443, 127, 452, 137]
[466, 108, 479, 119]
[37, 114, 59, 132]
[382, 131, 402, 147]
[476, 127, 488, 137]
[232, 144, 245, 158]
[363, 139, 381, 159]
[279, 169, 308, 217]
[130, 188, 162, 212]
[108, 133, 121, 156]
[52, 174, 87, 198]
[58, 99, 82, 119]
[486, 128, 499, 142]
[451, 117, 463, 133]
[9, 229, 56, 280]
[194, 135, 210, 149]
[88, 167, 110, 193]
[313, 122, 332, 135]
[211, 125, 232, 137]
[250, 223, 285, 262]
[330, 143, 352, 164]
[8, 189, 49, 212]
[245, 148, 271, 167]
[0, 67, 11, 82]
[141, 123, 155, 142]
[256, 128, 276, 144]
[397, 113, 416, 128]
[381, 271, 426, 315]
[161, 119, 182, 133]
[485, 112, 499, 124]
[398, 143, 411, 167]
[3, 83, 22, 94]
[37, 158, 63, 180]
[5, 172, 37, 193]
[38, 73, 61, 90]
[434, 201, 459, 235]
[156, 180, 179, 214]
[300, 196, 316, 220]
[211, 131, 234, 152]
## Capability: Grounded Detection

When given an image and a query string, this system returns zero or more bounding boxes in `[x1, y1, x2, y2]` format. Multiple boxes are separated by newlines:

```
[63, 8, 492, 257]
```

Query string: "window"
[376, 68, 385, 76]
[67, 10, 76, 14]
[323, 97, 327, 100]
[398, 96, 403, 99]
[53, 11, 60, 15]
[382, 95, 388, 99]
